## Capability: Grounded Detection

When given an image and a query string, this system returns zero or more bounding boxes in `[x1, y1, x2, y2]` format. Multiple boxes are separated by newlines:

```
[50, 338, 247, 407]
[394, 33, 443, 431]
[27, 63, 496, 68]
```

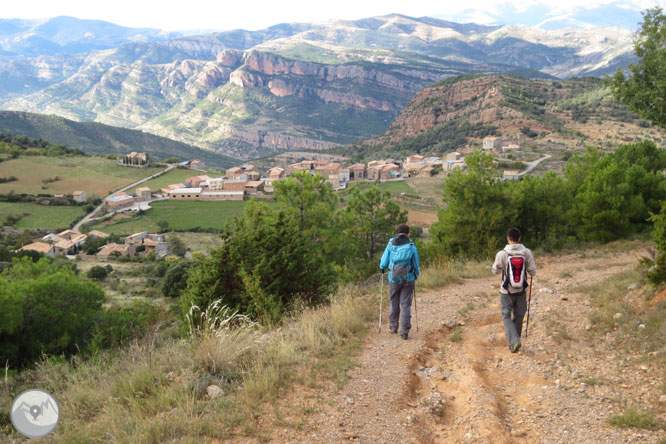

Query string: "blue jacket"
[380, 233, 420, 282]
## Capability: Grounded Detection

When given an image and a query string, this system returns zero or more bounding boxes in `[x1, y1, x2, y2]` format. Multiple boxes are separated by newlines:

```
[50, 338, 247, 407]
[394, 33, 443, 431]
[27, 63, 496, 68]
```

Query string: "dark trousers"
[389, 280, 415, 334]
[500, 291, 527, 348]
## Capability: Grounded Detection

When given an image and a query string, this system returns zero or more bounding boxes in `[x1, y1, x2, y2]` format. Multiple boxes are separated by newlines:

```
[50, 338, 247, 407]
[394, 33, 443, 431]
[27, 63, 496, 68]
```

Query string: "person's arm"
[526, 249, 537, 277]
[491, 251, 505, 275]
[412, 245, 420, 278]
[379, 241, 391, 271]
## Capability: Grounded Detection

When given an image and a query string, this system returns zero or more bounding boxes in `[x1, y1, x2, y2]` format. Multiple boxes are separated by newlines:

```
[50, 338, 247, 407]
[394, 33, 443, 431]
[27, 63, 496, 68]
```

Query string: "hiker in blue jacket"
[380, 224, 420, 340]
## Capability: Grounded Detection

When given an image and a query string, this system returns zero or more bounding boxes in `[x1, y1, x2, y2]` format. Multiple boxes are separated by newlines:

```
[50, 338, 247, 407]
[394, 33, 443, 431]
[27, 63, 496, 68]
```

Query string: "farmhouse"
[124, 231, 148, 245]
[205, 177, 224, 190]
[142, 238, 168, 256]
[226, 164, 257, 180]
[315, 163, 341, 178]
[20, 242, 55, 258]
[135, 187, 152, 202]
[405, 155, 424, 165]
[200, 191, 245, 201]
[406, 163, 428, 177]
[244, 181, 264, 194]
[349, 164, 366, 181]
[367, 165, 383, 181]
[223, 180, 247, 192]
[381, 164, 400, 180]
[186, 175, 210, 188]
[483, 136, 502, 150]
[87, 230, 109, 239]
[57, 229, 87, 248]
[121, 152, 150, 167]
[161, 183, 186, 196]
[104, 192, 134, 210]
[73, 191, 87, 203]
[169, 187, 201, 200]
[97, 243, 136, 258]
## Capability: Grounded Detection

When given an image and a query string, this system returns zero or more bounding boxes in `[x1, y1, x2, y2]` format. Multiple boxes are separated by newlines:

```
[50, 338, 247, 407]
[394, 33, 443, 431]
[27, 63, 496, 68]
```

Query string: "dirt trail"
[258, 244, 666, 443]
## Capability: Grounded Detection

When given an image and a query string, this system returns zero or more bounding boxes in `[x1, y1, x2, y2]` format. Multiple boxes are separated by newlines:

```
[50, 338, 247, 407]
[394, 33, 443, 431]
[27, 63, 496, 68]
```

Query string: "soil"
[226, 243, 666, 443]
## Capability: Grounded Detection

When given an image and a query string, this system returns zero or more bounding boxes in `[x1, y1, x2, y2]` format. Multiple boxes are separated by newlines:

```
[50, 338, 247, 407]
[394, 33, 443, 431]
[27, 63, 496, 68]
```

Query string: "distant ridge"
[0, 111, 239, 168]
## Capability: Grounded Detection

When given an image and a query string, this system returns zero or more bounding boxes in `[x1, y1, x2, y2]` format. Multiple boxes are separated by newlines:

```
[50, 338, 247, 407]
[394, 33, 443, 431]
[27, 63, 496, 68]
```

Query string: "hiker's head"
[507, 227, 521, 244]
[396, 224, 410, 236]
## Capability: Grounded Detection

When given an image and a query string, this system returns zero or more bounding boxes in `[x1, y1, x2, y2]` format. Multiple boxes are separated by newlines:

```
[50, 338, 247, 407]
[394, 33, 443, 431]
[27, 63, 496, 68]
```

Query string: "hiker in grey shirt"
[492, 227, 537, 353]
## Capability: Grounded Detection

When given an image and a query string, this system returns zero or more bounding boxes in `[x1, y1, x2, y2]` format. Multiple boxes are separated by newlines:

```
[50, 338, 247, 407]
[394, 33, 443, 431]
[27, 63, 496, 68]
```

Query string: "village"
[104, 150, 469, 210]
[15, 136, 528, 260]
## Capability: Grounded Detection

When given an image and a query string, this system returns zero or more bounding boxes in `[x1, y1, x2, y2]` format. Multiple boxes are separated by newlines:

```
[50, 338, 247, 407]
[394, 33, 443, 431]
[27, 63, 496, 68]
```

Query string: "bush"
[162, 260, 193, 299]
[0, 258, 105, 367]
[90, 302, 162, 350]
[183, 202, 337, 323]
[87, 265, 109, 281]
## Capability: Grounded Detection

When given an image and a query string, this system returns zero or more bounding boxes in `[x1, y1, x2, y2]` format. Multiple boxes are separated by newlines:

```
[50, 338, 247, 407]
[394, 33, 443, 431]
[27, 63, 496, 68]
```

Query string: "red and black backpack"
[502, 253, 528, 292]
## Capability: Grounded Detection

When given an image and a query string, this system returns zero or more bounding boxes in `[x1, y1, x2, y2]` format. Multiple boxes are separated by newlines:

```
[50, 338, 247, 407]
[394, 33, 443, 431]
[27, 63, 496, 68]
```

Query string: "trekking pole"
[379, 270, 384, 332]
[525, 275, 533, 338]
[413, 283, 419, 332]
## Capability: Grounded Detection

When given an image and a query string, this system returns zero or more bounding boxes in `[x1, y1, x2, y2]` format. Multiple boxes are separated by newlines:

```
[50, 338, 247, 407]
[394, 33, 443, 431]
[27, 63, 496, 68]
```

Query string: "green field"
[0, 156, 162, 197]
[0, 202, 86, 230]
[89, 200, 278, 235]
[346, 180, 415, 196]
[128, 168, 198, 194]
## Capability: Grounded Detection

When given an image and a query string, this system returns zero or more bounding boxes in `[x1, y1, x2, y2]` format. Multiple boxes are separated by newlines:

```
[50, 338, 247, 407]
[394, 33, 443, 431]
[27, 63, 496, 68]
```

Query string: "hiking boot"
[390, 328, 397, 334]
[510, 343, 521, 353]
[401, 332, 408, 340]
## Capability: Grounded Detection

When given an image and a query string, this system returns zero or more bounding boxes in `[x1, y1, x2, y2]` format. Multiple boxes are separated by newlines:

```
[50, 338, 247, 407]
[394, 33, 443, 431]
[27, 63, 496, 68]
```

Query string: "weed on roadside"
[449, 326, 463, 342]
[608, 406, 664, 430]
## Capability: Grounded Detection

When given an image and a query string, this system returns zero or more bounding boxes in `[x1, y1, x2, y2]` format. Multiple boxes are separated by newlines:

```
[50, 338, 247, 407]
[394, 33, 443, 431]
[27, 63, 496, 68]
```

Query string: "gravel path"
[238, 243, 666, 443]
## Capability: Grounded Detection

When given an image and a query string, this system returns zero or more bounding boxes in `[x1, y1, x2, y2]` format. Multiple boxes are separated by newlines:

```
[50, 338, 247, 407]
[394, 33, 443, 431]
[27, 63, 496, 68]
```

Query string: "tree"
[157, 220, 170, 232]
[608, 8, 666, 128]
[87, 265, 109, 281]
[162, 260, 193, 298]
[507, 172, 572, 248]
[343, 186, 407, 261]
[182, 201, 336, 322]
[0, 258, 105, 367]
[163, 157, 180, 163]
[430, 151, 513, 258]
[274, 170, 336, 236]
[168, 235, 187, 257]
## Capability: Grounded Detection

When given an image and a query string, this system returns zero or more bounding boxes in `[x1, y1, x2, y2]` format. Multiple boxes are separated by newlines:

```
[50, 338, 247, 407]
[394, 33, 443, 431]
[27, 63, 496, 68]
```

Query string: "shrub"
[87, 265, 109, 281]
[0, 258, 105, 367]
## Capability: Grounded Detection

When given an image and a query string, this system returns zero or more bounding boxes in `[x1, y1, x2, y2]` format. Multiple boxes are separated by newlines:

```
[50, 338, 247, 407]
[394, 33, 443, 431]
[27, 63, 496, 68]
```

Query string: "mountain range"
[342, 75, 665, 161]
[0, 111, 239, 168]
[0, 14, 640, 159]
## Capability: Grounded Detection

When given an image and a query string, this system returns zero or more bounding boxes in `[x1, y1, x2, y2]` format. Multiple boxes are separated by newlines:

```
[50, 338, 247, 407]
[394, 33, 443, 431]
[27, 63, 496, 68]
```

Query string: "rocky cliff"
[347, 75, 665, 158]
[0, 14, 640, 158]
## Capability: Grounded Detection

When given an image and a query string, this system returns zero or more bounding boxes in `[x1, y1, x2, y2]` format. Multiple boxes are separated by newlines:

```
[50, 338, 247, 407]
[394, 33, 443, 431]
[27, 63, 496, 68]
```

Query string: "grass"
[89, 200, 280, 235]
[418, 258, 489, 289]
[449, 326, 464, 342]
[544, 315, 573, 344]
[0, 284, 374, 443]
[0, 201, 86, 230]
[608, 406, 664, 431]
[127, 168, 199, 194]
[0, 156, 163, 197]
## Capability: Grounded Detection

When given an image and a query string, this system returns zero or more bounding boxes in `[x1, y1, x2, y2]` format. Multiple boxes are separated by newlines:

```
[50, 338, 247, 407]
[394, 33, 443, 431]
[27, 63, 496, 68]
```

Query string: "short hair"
[396, 224, 410, 234]
[507, 227, 521, 242]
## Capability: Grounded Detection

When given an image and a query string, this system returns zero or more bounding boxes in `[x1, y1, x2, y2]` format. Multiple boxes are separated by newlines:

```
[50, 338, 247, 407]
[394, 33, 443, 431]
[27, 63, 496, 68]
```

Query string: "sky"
[0, 0, 665, 31]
